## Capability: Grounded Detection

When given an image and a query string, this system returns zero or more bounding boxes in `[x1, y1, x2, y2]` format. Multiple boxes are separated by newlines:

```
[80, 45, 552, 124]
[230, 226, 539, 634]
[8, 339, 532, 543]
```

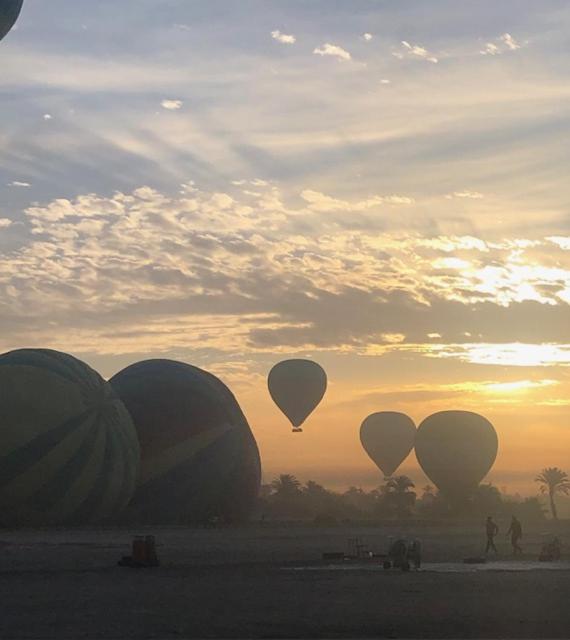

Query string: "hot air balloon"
[0, 348, 140, 527]
[0, 0, 24, 42]
[360, 412, 416, 478]
[110, 359, 261, 524]
[415, 411, 498, 501]
[268, 359, 327, 432]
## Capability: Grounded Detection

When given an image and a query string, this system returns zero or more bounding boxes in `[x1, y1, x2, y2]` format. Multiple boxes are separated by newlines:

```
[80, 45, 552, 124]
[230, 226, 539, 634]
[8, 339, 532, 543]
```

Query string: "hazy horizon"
[2, 0, 570, 498]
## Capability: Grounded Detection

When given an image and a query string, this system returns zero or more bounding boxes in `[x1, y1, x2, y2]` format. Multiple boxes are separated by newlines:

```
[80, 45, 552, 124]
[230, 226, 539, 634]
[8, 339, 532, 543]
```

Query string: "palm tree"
[535, 467, 570, 520]
[383, 475, 416, 517]
[269, 474, 304, 518]
[385, 475, 416, 494]
[271, 474, 301, 497]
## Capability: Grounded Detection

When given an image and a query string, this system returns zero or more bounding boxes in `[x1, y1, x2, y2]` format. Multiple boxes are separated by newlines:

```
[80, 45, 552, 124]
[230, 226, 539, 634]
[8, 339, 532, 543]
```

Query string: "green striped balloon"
[0, 0, 24, 42]
[0, 349, 140, 527]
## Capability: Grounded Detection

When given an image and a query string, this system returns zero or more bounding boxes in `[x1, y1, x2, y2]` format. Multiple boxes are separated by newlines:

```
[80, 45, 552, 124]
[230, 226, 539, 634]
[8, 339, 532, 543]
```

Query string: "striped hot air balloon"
[0, 0, 24, 42]
[110, 359, 261, 524]
[0, 349, 140, 527]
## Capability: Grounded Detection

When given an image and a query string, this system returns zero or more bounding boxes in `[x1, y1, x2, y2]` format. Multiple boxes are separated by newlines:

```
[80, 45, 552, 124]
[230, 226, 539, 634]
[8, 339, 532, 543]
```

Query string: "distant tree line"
[257, 473, 551, 524]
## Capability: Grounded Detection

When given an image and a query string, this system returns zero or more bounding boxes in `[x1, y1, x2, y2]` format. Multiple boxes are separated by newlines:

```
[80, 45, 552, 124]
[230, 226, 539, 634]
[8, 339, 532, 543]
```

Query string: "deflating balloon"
[0, 0, 24, 42]
[415, 411, 498, 499]
[268, 359, 327, 431]
[360, 412, 416, 478]
[110, 359, 261, 524]
[0, 348, 140, 527]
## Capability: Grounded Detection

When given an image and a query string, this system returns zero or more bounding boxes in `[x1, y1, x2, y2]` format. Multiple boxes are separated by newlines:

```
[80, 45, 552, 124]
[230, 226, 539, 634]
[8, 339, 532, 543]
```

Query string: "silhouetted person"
[507, 516, 522, 555]
[485, 516, 499, 554]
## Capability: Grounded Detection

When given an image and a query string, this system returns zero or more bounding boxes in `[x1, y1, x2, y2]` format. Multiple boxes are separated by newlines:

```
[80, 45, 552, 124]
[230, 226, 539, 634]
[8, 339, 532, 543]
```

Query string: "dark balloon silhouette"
[360, 412, 416, 478]
[268, 359, 327, 431]
[0, 348, 139, 527]
[415, 410, 498, 499]
[0, 0, 23, 42]
[110, 359, 261, 524]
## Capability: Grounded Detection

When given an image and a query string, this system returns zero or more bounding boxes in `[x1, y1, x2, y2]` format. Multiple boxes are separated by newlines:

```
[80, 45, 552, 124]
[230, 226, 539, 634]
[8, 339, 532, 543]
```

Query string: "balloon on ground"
[0, 348, 140, 527]
[268, 359, 327, 431]
[110, 359, 261, 524]
[360, 412, 416, 478]
[0, 0, 24, 42]
[415, 410, 498, 500]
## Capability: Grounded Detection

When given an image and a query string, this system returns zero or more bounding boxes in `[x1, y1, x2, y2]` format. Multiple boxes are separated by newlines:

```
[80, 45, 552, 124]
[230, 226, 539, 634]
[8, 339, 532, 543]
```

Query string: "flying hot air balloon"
[268, 359, 327, 432]
[0, 0, 24, 42]
[415, 410, 498, 501]
[360, 412, 416, 478]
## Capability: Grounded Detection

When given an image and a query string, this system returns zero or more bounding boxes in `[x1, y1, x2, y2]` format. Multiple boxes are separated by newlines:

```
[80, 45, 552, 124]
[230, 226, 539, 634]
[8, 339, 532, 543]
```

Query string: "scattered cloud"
[43, 114, 53, 121]
[271, 30, 296, 45]
[481, 33, 522, 56]
[428, 343, 570, 367]
[548, 237, 570, 251]
[7, 181, 31, 188]
[394, 40, 438, 63]
[380, 78, 391, 85]
[362, 33, 373, 42]
[445, 191, 485, 200]
[1, 181, 569, 364]
[300, 189, 414, 211]
[160, 99, 183, 111]
[0, 219, 12, 228]
[313, 43, 352, 62]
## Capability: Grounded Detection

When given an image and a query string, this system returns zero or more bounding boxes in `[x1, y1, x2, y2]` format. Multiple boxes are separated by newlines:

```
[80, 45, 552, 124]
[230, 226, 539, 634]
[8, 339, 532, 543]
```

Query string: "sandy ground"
[1, 523, 570, 638]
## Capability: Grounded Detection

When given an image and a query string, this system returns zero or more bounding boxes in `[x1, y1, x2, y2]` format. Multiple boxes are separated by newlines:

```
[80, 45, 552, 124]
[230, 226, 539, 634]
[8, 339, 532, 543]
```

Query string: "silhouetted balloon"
[0, 0, 23, 42]
[0, 348, 139, 527]
[415, 411, 498, 499]
[360, 412, 416, 478]
[110, 360, 261, 524]
[268, 359, 327, 431]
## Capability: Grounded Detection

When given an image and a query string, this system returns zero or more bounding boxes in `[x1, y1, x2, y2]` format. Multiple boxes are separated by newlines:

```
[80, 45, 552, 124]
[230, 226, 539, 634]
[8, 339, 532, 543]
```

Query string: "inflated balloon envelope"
[268, 359, 327, 432]
[0, 0, 24, 42]
[415, 410, 498, 500]
[360, 412, 416, 478]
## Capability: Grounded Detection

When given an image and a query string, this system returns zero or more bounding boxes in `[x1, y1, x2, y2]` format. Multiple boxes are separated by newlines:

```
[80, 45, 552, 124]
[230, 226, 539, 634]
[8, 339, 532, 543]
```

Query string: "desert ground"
[1, 521, 570, 639]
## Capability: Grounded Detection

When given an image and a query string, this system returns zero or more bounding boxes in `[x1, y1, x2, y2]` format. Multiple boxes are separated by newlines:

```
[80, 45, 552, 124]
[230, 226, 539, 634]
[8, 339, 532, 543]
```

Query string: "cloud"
[0, 219, 12, 228]
[362, 33, 373, 42]
[271, 30, 296, 45]
[548, 237, 570, 251]
[427, 344, 570, 367]
[445, 191, 485, 200]
[300, 190, 414, 211]
[161, 99, 183, 111]
[7, 181, 31, 188]
[395, 41, 438, 63]
[481, 33, 522, 56]
[313, 43, 352, 62]
[1, 181, 570, 364]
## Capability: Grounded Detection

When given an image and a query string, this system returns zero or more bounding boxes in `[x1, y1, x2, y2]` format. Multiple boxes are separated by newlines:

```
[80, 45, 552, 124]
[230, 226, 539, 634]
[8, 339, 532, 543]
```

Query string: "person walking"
[507, 516, 523, 555]
[485, 516, 499, 554]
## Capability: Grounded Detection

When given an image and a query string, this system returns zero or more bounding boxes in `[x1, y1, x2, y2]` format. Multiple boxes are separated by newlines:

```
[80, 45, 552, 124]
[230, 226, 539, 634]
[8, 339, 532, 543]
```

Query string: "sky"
[1, 0, 570, 495]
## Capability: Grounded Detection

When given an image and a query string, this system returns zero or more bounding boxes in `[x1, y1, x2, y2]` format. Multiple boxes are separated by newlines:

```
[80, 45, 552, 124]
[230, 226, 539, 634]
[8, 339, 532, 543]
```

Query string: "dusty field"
[1, 523, 570, 639]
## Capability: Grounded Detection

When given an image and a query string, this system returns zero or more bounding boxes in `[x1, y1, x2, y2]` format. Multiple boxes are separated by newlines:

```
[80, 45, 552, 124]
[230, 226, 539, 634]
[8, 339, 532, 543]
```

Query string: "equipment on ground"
[383, 538, 422, 571]
[118, 535, 160, 568]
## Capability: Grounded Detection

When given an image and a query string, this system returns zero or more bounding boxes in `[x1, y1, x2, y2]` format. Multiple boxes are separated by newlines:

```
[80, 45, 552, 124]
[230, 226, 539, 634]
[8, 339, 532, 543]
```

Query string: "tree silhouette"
[382, 475, 416, 518]
[269, 474, 304, 518]
[271, 474, 302, 496]
[535, 467, 570, 520]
